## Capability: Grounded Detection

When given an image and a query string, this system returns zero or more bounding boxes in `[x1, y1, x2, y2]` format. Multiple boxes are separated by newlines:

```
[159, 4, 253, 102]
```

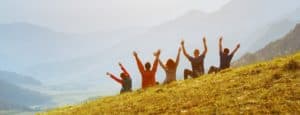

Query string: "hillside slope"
[233, 23, 300, 67]
[40, 52, 300, 114]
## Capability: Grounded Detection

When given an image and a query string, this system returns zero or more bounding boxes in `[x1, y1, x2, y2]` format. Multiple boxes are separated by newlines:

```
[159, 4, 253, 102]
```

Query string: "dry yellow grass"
[39, 52, 300, 114]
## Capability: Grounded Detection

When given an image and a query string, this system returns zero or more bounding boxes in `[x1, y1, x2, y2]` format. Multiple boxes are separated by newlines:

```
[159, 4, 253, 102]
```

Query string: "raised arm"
[230, 43, 240, 56]
[158, 59, 167, 70]
[133, 51, 145, 74]
[175, 47, 181, 66]
[151, 50, 161, 73]
[202, 37, 208, 56]
[107, 72, 123, 85]
[119, 62, 130, 78]
[181, 40, 191, 58]
[219, 36, 223, 54]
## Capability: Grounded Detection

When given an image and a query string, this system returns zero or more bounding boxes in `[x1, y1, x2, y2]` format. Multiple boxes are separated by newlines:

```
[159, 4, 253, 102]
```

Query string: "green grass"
[39, 52, 300, 114]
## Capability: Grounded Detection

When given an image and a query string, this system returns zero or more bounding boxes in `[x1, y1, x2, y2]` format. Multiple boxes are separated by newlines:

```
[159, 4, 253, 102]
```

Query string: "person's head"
[223, 48, 230, 55]
[194, 49, 200, 57]
[145, 62, 151, 71]
[166, 59, 176, 69]
[120, 72, 128, 79]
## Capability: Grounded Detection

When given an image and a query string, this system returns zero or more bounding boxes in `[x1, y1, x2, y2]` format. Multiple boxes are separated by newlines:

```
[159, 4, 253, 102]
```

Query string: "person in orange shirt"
[106, 62, 132, 94]
[133, 49, 160, 89]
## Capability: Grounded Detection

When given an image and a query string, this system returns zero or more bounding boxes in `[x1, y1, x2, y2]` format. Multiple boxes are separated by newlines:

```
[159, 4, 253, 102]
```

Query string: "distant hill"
[40, 52, 300, 114]
[0, 22, 129, 72]
[0, 99, 30, 111]
[0, 22, 76, 70]
[233, 24, 300, 67]
[0, 80, 52, 111]
[244, 6, 300, 52]
[0, 70, 41, 86]
[245, 19, 296, 52]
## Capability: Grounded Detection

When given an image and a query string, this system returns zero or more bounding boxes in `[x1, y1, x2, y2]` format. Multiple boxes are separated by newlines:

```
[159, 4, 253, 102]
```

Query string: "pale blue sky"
[0, 0, 230, 33]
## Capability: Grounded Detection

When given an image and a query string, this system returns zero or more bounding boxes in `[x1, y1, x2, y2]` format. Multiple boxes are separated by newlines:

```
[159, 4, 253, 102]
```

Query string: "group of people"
[106, 36, 240, 93]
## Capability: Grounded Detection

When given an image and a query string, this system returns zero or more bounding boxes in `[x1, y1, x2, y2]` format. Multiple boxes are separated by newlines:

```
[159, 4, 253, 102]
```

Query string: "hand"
[181, 40, 184, 46]
[118, 62, 122, 67]
[178, 47, 182, 52]
[219, 36, 223, 42]
[203, 36, 206, 43]
[236, 44, 240, 48]
[133, 51, 138, 57]
[157, 49, 161, 56]
[154, 49, 161, 57]
[106, 72, 111, 76]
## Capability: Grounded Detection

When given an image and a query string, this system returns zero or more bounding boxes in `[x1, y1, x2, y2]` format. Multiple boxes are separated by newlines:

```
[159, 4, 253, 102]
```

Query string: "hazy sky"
[0, 0, 231, 33]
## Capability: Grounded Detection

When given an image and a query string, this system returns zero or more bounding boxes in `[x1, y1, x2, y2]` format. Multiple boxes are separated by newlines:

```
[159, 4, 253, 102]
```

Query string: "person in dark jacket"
[106, 62, 132, 93]
[208, 36, 240, 73]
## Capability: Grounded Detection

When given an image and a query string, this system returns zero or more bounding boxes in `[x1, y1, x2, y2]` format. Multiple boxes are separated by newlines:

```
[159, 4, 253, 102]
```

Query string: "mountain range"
[0, 80, 51, 109]
[233, 23, 300, 66]
[0, 72, 52, 111]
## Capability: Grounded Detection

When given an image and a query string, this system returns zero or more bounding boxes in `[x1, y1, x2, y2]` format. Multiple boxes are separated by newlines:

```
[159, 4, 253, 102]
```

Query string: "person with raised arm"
[159, 47, 181, 84]
[219, 36, 240, 70]
[106, 62, 132, 93]
[208, 36, 240, 73]
[133, 49, 160, 89]
[181, 36, 208, 79]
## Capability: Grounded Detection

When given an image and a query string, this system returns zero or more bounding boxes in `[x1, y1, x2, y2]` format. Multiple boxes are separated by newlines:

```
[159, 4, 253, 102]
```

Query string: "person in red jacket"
[133, 49, 160, 89]
[106, 62, 132, 93]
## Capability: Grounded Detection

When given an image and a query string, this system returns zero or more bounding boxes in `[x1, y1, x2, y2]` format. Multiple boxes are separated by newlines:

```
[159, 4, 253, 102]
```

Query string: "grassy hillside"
[40, 52, 300, 114]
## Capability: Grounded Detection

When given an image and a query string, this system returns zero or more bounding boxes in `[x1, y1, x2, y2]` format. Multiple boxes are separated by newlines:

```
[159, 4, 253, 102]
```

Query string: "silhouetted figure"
[208, 36, 240, 73]
[181, 37, 208, 79]
[133, 50, 160, 89]
[106, 63, 132, 93]
[159, 47, 181, 84]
